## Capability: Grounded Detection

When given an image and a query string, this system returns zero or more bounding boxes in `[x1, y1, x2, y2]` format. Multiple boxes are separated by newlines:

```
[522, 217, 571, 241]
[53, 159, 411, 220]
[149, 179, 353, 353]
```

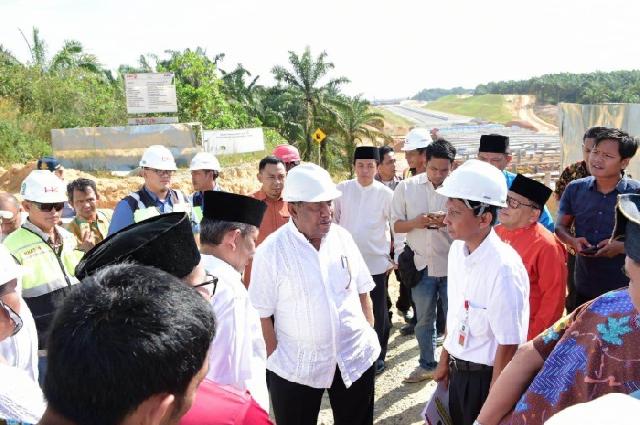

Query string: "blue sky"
[1, 0, 639, 99]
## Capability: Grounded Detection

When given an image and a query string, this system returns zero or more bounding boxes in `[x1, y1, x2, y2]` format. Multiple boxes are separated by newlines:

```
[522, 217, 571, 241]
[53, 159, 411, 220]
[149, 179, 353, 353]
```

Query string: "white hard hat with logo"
[190, 152, 221, 171]
[401, 128, 431, 151]
[20, 170, 68, 203]
[283, 163, 342, 202]
[139, 145, 177, 171]
[435, 159, 507, 207]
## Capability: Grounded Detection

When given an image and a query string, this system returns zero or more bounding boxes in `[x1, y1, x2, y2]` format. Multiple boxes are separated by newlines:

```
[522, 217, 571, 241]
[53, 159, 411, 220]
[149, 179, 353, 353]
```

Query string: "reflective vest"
[124, 188, 192, 223]
[3, 226, 82, 348]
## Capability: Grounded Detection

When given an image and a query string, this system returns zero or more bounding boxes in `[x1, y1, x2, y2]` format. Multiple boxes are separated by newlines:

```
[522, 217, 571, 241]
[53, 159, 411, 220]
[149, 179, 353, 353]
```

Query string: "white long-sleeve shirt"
[249, 221, 380, 389]
[334, 179, 401, 275]
[391, 173, 452, 276]
[201, 254, 269, 412]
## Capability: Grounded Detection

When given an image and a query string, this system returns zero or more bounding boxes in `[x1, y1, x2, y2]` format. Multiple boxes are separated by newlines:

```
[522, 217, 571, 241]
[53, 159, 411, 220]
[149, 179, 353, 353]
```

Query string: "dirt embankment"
[0, 162, 262, 209]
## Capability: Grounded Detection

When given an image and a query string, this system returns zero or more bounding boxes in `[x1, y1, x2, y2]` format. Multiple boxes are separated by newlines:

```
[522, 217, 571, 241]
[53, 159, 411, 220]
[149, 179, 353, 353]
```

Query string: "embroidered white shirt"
[248, 221, 381, 389]
[390, 173, 452, 276]
[443, 229, 530, 366]
[334, 179, 400, 275]
[201, 254, 269, 412]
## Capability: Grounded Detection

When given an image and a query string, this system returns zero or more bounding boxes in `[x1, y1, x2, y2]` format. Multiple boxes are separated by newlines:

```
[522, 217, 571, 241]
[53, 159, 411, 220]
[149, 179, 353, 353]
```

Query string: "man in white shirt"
[392, 139, 456, 383]
[334, 146, 397, 374]
[432, 159, 530, 425]
[249, 163, 380, 425]
[198, 190, 270, 412]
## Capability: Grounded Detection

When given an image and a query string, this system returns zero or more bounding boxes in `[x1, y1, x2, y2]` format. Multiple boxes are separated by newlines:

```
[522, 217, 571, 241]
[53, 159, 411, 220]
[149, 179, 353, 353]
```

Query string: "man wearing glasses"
[0, 192, 23, 243]
[108, 145, 191, 235]
[2, 170, 82, 379]
[495, 174, 567, 340]
[199, 191, 270, 412]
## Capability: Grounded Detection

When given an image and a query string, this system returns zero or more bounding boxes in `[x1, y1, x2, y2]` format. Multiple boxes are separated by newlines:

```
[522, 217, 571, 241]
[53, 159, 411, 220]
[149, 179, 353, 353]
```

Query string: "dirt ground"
[315, 273, 437, 425]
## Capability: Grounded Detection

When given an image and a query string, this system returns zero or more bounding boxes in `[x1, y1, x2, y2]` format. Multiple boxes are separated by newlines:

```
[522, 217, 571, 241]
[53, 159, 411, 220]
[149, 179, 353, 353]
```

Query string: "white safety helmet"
[20, 170, 68, 203]
[139, 145, 177, 171]
[189, 152, 221, 172]
[401, 128, 431, 151]
[283, 163, 342, 202]
[435, 159, 507, 207]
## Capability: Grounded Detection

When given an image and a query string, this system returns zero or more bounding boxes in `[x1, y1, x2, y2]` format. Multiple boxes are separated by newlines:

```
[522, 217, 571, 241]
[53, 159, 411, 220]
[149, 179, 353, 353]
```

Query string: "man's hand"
[413, 214, 431, 229]
[595, 240, 625, 258]
[78, 229, 96, 252]
[572, 237, 593, 255]
[433, 350, 449, 389]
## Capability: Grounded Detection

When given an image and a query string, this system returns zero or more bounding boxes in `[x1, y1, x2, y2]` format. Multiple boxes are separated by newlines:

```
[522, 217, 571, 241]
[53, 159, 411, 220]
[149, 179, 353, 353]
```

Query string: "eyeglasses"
[145, 168, 175, 176]
[506, 196, 539, 210]
[0, 300, 23, 337]
[32, 202, 65, 212]
[192, 273, 218, 297]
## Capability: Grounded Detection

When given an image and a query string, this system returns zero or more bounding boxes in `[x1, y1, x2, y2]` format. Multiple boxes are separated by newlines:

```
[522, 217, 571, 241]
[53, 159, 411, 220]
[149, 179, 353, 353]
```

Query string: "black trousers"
[268, 365, 375, 425]
[565, 253, 577, 313]
[436, 296, 446, 334]
[395, 269, 413, 313]
[448, 363, 493, 425]
[372, 273, 391, 360]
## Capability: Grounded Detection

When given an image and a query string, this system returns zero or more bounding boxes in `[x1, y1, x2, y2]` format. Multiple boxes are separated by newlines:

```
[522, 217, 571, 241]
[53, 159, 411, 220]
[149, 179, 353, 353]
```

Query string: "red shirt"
[244, 190, 289, 286]
[495, 222, 567, 340]
[180, 380, 272, 425]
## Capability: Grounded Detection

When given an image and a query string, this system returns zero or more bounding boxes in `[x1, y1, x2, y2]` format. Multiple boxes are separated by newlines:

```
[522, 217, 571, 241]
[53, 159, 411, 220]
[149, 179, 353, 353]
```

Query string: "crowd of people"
[0, 126, 639, 425]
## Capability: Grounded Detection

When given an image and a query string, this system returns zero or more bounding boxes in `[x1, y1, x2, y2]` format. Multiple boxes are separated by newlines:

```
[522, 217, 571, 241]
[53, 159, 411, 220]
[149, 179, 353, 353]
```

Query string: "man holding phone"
[392, 139, 455, 383]
[556, 127, 640, 306]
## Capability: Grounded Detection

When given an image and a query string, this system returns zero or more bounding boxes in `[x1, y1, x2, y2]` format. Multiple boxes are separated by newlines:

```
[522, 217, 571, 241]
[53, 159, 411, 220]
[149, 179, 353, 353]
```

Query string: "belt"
[448, 355, 492, 372]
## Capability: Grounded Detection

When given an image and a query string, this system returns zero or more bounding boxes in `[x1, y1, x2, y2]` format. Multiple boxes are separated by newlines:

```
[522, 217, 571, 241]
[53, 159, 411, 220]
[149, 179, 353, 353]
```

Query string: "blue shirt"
[504, 170, 555, 232]
[107, 186, 178, 236]
[558, 176, 640, 298]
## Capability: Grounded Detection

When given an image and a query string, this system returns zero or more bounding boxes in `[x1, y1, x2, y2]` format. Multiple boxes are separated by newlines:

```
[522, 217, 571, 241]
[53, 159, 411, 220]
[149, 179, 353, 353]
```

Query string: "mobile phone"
[581, 246, 599, 255]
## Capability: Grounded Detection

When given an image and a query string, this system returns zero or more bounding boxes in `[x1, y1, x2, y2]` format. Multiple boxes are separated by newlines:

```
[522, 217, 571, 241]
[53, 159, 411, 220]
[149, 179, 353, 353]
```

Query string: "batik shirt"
[554, 160, 589, 199]
[509, 288, 640, 424]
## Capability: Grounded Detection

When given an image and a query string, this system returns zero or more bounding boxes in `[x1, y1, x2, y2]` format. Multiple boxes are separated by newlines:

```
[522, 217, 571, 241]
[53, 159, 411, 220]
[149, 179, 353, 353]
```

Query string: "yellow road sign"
[312, 128, 327, 143]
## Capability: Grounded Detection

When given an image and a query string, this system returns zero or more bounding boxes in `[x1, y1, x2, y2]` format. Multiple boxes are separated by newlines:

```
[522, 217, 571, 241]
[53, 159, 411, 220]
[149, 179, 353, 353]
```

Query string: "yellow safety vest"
[3, 226, 82, 347]
[125, 189, 192, 223]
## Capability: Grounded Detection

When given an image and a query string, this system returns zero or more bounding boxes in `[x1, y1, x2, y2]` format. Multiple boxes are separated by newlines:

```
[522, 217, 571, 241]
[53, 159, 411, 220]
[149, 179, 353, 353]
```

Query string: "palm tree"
[272, 47, 349, 162]
[330, 95, 390, 176]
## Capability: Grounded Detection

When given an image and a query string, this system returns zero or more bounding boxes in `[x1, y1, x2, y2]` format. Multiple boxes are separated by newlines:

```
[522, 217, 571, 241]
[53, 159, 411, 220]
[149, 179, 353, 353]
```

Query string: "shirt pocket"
[468, 305, 490, 337]
[329, 255, 354, 297]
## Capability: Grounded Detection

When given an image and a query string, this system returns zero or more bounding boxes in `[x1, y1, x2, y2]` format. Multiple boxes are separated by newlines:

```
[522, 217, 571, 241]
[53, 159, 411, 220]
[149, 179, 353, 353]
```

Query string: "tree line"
[0, 28, 387, 174]
[474, 70, 640, 105]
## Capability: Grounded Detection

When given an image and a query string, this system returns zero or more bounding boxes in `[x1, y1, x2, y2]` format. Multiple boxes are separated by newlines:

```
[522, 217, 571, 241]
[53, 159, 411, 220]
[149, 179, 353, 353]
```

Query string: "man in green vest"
[3, 170, 82, 352]
[108, 145, 191, 235]
[64, 178, 112, 252]
[189, 151, 223, 227]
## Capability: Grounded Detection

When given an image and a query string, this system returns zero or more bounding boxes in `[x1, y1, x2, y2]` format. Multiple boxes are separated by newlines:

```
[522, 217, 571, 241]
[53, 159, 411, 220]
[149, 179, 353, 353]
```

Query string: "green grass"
[425, 94, 514, 124]
[371, 106, 414, 127]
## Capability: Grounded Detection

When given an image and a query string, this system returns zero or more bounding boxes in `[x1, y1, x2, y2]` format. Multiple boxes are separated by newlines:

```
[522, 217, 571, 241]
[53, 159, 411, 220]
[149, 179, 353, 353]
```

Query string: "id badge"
[457, 317, 469, 348]
[457, 300, 470, 348]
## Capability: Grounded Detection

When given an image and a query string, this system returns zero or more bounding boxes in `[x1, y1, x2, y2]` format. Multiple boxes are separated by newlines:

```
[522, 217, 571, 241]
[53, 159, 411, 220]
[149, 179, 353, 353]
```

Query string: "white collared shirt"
[390, 172, 452, 276]
[201, 254, 269, 412]
[0, 298, 39, 383]
[334, 179, 400, 275]
[248, 221, 381, 389]
[443, 230, 530, 366]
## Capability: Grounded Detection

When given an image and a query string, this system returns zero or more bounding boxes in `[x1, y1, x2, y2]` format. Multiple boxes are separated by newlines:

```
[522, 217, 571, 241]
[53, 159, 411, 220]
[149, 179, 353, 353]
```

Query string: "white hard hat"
[20, 170, 68, 203]
[139, 145, 177, 171]
[189, 152, 221, 171]
[0, 244, 21, 285]
[401, 128, 431, 151]
[546, 393, 640, 425]
[435, 159, 507, 207]
[283, 163, 342, 202]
